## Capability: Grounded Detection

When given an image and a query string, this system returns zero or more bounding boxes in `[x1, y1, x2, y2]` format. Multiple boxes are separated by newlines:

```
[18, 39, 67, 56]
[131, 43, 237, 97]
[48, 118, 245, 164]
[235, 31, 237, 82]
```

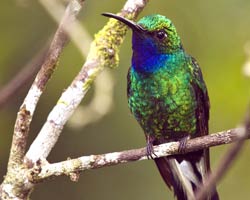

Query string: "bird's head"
[102, 13, 182, 55]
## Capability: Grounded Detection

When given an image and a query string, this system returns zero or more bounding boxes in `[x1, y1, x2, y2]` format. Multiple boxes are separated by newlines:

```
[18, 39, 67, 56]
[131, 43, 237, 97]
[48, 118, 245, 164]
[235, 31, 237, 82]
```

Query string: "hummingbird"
[102, 13, 219, 200]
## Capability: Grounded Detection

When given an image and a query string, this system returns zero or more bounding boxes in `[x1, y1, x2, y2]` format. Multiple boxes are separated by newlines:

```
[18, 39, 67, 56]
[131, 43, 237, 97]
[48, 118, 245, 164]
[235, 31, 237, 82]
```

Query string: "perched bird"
[102, 13, 219, 200]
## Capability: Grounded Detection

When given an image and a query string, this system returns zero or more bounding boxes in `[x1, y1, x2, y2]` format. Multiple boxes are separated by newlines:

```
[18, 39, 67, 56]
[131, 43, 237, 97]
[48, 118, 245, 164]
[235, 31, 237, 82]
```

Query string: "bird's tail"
[154, 151, 219, 200]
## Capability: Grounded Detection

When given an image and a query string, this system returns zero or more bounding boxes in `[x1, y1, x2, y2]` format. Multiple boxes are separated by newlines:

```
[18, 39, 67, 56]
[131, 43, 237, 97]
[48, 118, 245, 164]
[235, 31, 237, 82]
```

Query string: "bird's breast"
[128, 66, 197, 140]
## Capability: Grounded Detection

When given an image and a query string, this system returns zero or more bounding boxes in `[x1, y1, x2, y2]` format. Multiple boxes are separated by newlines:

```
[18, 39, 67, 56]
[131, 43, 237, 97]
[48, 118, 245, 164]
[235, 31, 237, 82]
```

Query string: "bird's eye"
[156, 30, 167, 40]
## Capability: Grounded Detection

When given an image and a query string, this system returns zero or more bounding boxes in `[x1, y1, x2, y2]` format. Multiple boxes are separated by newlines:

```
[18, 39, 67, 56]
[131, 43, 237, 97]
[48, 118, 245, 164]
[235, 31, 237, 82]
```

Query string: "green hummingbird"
[102, 13, 219, 200]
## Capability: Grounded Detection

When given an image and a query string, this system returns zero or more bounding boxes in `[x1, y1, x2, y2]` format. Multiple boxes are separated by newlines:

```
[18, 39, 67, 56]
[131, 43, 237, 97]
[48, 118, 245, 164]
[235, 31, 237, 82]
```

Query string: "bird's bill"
[102, 12, 146, 33]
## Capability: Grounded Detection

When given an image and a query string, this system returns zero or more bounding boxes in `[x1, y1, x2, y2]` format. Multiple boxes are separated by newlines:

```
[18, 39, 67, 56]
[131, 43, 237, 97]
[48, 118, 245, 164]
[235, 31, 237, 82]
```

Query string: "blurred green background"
[1, 0, 250, 199]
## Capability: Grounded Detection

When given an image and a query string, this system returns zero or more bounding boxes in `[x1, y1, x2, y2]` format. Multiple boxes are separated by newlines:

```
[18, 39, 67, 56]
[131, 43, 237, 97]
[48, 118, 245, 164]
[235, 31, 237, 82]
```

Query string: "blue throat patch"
[131, 32, 172, 73]
[132, 53, 170, 73]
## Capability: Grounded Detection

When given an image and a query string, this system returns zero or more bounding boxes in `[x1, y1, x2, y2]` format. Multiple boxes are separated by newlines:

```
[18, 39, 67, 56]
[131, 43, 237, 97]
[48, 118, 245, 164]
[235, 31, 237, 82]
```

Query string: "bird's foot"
[146, 135, 158, 159]
[178, 136, 190, 154]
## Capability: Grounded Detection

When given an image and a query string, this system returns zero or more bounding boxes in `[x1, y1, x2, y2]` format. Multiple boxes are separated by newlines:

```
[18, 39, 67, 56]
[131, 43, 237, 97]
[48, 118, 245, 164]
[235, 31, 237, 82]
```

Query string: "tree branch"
[25, 0, 149, 164]
[8, 0, 84, 170]
[28, 128, 246, 182]
[39, 0, 115, 130]
[1, 1, 84, 199]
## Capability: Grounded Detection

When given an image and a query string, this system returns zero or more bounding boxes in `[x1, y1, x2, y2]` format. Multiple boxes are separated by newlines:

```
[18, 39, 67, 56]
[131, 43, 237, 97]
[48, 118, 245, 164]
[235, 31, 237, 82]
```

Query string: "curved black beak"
[102, 12, 146, 33]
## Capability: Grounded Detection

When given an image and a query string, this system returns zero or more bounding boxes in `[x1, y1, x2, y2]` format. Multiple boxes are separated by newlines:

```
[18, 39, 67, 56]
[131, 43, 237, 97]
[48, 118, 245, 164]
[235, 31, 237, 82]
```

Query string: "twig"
[25, 0, 149, 164]
[39, 0, 91, 56]
[0, 43, 49, 108]
[28, 128, 245, 182]
[7, 0, 84, 169]
[195, 109, 250, 200]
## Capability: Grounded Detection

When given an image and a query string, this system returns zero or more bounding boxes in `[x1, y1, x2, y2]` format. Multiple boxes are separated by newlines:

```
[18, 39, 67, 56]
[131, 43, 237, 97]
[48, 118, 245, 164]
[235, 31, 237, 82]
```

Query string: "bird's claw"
[146, 135, 158, 159]
[178, 136, 189, 154]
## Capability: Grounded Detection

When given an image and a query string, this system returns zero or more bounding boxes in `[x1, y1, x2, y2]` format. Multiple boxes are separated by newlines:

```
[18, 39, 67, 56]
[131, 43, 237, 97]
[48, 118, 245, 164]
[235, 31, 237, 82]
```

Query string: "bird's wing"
[190, 57, 210, 136]
[190, 56, 211, 174]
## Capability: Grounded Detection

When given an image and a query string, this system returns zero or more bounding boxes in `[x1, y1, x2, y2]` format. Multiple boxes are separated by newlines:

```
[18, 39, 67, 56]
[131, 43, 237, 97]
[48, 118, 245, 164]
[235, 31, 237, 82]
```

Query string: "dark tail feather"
[154, 156, 187, 200]
[211, 190, 220, 200]
[154, 156, 219, 200]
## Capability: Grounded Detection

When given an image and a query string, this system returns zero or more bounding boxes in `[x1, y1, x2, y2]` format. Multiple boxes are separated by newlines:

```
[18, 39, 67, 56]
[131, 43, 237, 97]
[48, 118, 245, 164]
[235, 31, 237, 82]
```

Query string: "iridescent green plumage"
[102, 13, 219, 200]
[128, 52, 199, 139]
